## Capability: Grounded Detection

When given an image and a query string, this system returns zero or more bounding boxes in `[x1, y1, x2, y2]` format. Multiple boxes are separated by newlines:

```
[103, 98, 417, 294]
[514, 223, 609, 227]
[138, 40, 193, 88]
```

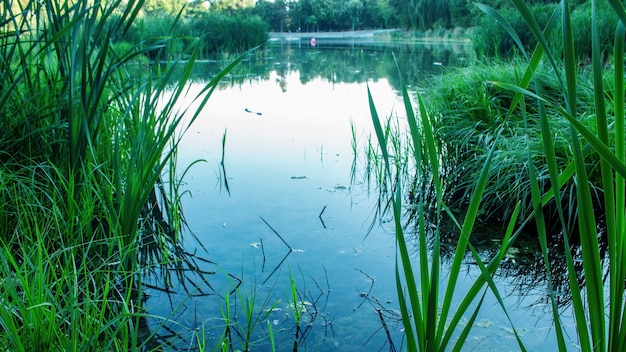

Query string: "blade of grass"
[610, 20, 626, 352]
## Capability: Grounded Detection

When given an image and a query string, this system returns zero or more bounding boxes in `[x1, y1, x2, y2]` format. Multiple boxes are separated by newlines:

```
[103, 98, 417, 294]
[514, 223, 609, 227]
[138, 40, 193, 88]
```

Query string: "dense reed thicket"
[370, 0, 626, 350]
[473, 0, 620, 60]
[121, 11, 268, 60]
[424, 59, 603, 232]
[0, 0, 242, 349]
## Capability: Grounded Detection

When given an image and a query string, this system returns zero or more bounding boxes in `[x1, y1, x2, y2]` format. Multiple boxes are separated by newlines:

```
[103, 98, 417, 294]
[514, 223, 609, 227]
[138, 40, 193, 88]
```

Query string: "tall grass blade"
[611, 20, 626, 352]
[414, 92, 442, 349]
[368, 85, 392, 180]
[438, 132, 506, 349]
[589, 1, 610, 346]
[607, 0, 626, 27]
[510, 0, 566, 91]
[526, 133, 567, 351]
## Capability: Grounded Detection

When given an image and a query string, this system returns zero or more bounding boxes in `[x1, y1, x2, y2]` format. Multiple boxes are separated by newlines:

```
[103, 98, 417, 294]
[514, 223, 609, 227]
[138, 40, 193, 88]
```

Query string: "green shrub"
[0, 0, 243, 349]
[121, 12, 268, 59]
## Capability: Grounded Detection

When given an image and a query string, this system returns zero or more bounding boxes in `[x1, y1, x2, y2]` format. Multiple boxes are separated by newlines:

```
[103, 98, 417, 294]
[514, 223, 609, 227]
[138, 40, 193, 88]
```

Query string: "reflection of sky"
[147, 61, 569, 351]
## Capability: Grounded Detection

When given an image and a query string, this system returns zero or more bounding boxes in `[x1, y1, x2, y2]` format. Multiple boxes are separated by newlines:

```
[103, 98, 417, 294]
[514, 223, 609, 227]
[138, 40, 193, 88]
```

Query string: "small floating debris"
[244, 108, 262, 115]
[326, 184, 348, 192]
[292, 248, 305, 253]
[290, 176, 307, 179]
[433, 61, 443, 66]
[250, 242, 261, 248]
[287, 301, 313, 313]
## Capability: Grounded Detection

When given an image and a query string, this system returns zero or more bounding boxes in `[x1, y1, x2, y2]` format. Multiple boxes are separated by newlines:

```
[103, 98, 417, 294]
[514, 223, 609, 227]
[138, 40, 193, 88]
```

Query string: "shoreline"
[268, 28, 472, 45]
[268, 29, 401, 40]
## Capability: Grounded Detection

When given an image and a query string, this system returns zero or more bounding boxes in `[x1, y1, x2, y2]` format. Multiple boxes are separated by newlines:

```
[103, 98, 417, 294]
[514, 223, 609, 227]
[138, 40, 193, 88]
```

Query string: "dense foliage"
[120, 10, 268, 58]
[473, 0, 620, 59]
[248, 0, 587, 32]
[0, 0, 237, 349]
[124, 0, 611, 61]
[370, 1, 626, 350]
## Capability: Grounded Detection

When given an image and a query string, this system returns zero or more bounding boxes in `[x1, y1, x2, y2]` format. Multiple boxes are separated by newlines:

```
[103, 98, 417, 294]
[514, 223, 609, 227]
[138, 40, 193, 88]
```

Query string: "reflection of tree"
[178, 41, 472, 92]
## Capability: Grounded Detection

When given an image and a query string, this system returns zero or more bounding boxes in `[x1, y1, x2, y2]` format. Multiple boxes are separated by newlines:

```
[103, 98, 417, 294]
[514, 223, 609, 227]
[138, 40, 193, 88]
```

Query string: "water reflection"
[143, 40, 571, 351]
[177, 38, 473, 93]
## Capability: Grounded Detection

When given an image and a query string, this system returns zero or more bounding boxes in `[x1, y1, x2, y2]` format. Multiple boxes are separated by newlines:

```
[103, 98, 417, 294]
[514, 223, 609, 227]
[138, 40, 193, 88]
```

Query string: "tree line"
[241, 0, 586, 32]
[131, 0, 602, 58]
[142, 0, 588, 33]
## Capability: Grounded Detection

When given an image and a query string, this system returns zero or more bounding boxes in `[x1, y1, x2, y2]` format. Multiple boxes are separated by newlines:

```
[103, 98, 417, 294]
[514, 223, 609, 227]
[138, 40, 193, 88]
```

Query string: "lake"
[144, 37, 571, 351]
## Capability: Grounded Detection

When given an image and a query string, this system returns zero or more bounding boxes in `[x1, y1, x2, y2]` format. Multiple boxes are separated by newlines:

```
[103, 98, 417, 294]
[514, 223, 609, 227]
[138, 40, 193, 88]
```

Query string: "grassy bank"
[369, 0, 626, 350]
[0, 0, 242, 349]
[424, 58, 603, 233]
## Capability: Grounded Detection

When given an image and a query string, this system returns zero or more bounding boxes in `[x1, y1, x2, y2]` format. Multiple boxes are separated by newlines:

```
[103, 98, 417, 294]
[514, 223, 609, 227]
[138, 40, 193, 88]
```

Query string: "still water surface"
[145, 39, 569, 351]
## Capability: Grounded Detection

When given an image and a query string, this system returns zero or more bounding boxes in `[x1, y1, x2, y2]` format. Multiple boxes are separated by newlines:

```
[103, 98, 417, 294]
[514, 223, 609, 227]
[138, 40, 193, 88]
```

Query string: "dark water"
[145, 39, 571, 351]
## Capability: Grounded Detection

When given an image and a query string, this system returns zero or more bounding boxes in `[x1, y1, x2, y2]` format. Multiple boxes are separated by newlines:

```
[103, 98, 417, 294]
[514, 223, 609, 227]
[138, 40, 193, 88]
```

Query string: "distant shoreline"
[268, 28, 472, 45]
[268, 29, 401, 40]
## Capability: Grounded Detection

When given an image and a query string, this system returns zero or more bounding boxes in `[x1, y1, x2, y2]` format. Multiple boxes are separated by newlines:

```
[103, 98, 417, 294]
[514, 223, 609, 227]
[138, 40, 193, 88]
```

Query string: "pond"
[144, 38, 571, 351]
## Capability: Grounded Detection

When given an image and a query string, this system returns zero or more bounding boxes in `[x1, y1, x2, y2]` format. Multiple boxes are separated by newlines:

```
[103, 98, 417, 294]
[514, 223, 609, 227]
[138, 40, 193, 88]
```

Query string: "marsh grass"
[423, 56, 604, 232]
[190, 266, 329, 352]
[368, 0, 626, 350]
[214, 274, 279, 352]
[368, 58, 525, 350]
[0, 0, 247, 349]
[483, 0, 626, 349]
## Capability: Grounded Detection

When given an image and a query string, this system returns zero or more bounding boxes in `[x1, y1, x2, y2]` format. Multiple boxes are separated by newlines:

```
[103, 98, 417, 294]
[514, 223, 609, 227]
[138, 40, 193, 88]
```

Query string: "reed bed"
[369, 0, 626, 350]
[0, 0, 244, 349]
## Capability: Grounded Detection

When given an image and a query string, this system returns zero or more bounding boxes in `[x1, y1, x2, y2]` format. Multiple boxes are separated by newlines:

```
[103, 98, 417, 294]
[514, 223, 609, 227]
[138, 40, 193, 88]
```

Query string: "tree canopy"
[140, 0, 588, 32]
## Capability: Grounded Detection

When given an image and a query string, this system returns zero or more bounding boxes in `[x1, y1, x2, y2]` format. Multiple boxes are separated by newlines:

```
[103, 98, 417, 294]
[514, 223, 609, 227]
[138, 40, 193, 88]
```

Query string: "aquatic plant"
[215, 274, 279, 352]
[0, 0, 244, 349]
[424, 54, 603, 232]
[482, 0, 626, 350]
[369, 0, 626, 350]
[368, 58, 525, 350]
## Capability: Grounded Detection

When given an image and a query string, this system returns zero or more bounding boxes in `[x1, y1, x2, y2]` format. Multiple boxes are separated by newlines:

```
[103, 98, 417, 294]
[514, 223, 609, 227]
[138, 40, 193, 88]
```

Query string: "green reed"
[0, 0, 245, 349]
[368, 58, 525, 350]
[479, 0, 626, 350]
[371, 0, 626, 350]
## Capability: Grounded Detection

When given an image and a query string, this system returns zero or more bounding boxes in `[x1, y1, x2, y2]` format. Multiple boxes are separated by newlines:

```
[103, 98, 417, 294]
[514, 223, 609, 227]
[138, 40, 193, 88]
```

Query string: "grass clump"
[370, 0, 626, 350]
[423, 58, 604, 232]
[0, 0, 244, 349]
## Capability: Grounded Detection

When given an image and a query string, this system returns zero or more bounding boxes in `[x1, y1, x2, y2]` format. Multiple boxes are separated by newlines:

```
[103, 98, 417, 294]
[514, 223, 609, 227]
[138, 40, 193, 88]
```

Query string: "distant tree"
[360, 0, 387, 29]
[143, 0, 186, 15]
[344, 0, 364, 30]
[253, 0, 274, 24]
[449, 0, 472, 28]
[387, 0, 412, 28]
[253, 0, 288, 31]
[305, 15, 318, 31]
[208, 0, 254, 13]
[309, 0, 336, 30]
